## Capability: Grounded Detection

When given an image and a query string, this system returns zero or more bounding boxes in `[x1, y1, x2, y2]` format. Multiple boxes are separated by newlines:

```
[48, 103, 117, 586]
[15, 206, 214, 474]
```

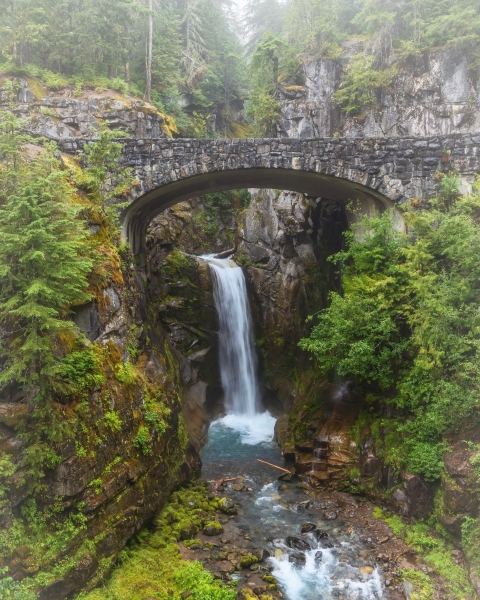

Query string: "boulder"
[285, 536, 311, 551]
[0, 403, 28, 427]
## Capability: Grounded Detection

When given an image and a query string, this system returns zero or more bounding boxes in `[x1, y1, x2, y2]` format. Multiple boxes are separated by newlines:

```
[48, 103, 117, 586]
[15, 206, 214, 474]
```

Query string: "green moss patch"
[80, 546, 235, 600]
[374, 508, 473, 598]
[79, 481, 234, 600]
[239, 555, 259, 569]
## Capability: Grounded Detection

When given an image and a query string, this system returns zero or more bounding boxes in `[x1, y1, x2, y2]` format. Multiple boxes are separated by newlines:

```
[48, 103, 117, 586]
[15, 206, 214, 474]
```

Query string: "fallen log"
[214, 248, 235, 259]
[212, 476, 238, 494]
[256, 459, 291, 474]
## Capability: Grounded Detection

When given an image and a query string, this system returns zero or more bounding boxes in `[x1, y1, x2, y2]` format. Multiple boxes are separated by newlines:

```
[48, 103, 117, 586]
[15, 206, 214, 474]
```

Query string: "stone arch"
[122, 168, 401, 253]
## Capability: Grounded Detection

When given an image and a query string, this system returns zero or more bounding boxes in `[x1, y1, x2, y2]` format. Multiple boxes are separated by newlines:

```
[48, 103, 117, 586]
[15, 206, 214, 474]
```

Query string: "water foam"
[269, 536, 385, 600]
[214, 411, 276, 445]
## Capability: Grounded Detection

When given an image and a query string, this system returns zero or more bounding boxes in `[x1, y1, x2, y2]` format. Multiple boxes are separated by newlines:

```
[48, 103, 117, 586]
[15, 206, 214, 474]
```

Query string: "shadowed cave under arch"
[122, 168, 400, 253]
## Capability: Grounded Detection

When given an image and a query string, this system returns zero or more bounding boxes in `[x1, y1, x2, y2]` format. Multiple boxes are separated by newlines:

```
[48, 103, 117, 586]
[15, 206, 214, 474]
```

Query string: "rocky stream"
[198, 415, 413, 600]
[176, 256, 410, 600]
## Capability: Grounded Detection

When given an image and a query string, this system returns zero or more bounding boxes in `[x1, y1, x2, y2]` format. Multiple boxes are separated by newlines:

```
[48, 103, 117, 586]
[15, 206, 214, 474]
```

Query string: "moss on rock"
[203, 520, 224, 536]
[239, 554, 259, 569]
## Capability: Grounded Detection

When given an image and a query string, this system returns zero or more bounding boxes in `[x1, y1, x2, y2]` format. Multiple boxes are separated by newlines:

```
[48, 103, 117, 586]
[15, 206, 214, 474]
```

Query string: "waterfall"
[203, 257, 260, 416]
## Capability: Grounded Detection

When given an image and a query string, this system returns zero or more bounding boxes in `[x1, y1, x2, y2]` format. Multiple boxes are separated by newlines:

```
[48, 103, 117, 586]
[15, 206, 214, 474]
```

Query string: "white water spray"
[202, 256, 261, 416]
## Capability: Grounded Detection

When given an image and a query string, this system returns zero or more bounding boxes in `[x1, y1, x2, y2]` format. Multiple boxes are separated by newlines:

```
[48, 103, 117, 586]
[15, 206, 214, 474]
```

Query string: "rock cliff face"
[236, 189, 346, 408]
[0, 78, 201, 598]
[278, 47, 480, 139]
[144, 197, 246, 449]
[0, 243, 201, 598]
[0, 77, 169, 140]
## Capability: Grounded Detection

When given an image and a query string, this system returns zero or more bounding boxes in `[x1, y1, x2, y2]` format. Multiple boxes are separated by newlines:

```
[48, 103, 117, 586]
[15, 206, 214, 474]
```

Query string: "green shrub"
[114, 362, 137, 385]
[57, 347, 105, 398]
[245, 91, 280, 136]
[462, 517, 480, 577]
[104, 410, 122, 432]
[133, 426, 152, 456]
[173, 561, 235, 600]
[301, 182, 480, 481]
[400, 569, 435, 600]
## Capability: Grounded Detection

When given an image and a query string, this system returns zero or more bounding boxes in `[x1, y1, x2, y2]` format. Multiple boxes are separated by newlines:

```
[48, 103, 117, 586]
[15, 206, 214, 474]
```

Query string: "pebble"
[324, 511, 338, 520]
[300, 522, 317, 533]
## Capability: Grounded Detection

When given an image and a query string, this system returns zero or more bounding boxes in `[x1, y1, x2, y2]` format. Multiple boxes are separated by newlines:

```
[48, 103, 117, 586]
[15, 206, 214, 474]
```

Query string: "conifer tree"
[0, 111, 94, 472]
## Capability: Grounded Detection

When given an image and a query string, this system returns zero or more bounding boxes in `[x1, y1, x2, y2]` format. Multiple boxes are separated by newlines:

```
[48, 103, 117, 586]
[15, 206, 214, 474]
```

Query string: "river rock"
[218, 497, 238, 515]
[286, 536, 311, 551]
[236, 589, 258, 600]
[179, 522, 198, 540]
[289, 551, 307, 566]
[314, 550, 323, 563]
[203, 521, 224, 536]
[255, 548, 271, 562]
[252, 587, 267, 596]
[324, 511, 337, 520]
[293, 500, 311, 511]
[403, 579, 415, 599]
[300, 522, 316, 533]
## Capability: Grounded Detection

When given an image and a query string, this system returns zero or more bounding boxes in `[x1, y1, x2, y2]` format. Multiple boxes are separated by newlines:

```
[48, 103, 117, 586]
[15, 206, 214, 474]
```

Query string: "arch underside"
[123, 167, 399, 253]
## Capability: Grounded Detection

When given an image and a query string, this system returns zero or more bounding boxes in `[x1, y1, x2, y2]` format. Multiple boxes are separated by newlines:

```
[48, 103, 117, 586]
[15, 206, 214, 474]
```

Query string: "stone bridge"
[60, 134, 480, 253]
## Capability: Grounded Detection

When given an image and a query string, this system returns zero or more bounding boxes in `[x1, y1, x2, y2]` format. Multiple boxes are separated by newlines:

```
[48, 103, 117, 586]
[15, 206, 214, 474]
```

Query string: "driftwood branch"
[214, 248, 235, 259]
[212, 477, 238, 494]
[256, 459, 291, 474]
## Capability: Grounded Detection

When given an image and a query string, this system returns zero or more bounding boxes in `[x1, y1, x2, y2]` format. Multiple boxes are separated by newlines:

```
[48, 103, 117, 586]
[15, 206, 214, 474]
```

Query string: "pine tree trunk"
[144, 0, 153, 103]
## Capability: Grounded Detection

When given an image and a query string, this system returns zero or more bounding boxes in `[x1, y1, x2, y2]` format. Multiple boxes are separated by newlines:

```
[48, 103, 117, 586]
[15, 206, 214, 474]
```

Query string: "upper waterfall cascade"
[203, 256, 261, 417]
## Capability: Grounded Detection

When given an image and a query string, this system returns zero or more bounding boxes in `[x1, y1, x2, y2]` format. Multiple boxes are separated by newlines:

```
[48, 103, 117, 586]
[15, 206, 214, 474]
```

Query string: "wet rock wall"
[0, 245, 200, 598]
[279, 47, 480, 139]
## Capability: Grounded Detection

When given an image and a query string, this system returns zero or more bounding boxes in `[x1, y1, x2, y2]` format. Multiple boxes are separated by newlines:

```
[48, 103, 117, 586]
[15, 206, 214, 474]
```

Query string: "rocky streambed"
[191, 416, 415, 600]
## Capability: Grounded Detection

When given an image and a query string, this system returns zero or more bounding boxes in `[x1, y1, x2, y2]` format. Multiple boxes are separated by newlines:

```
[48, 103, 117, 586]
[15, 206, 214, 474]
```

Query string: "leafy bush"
[0, 568, 36, 600]
[114, 362, 137, 385]
[174, 561, 235, 600]
[133, 426, 152, 456]
[301, 177, 480, 480]
[104, 410, 122, 432]
[462, 517, 480, 577]
[245, 91, 280, 136]
[57, 347, 105, 398]
[202, 191, 235, 235]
